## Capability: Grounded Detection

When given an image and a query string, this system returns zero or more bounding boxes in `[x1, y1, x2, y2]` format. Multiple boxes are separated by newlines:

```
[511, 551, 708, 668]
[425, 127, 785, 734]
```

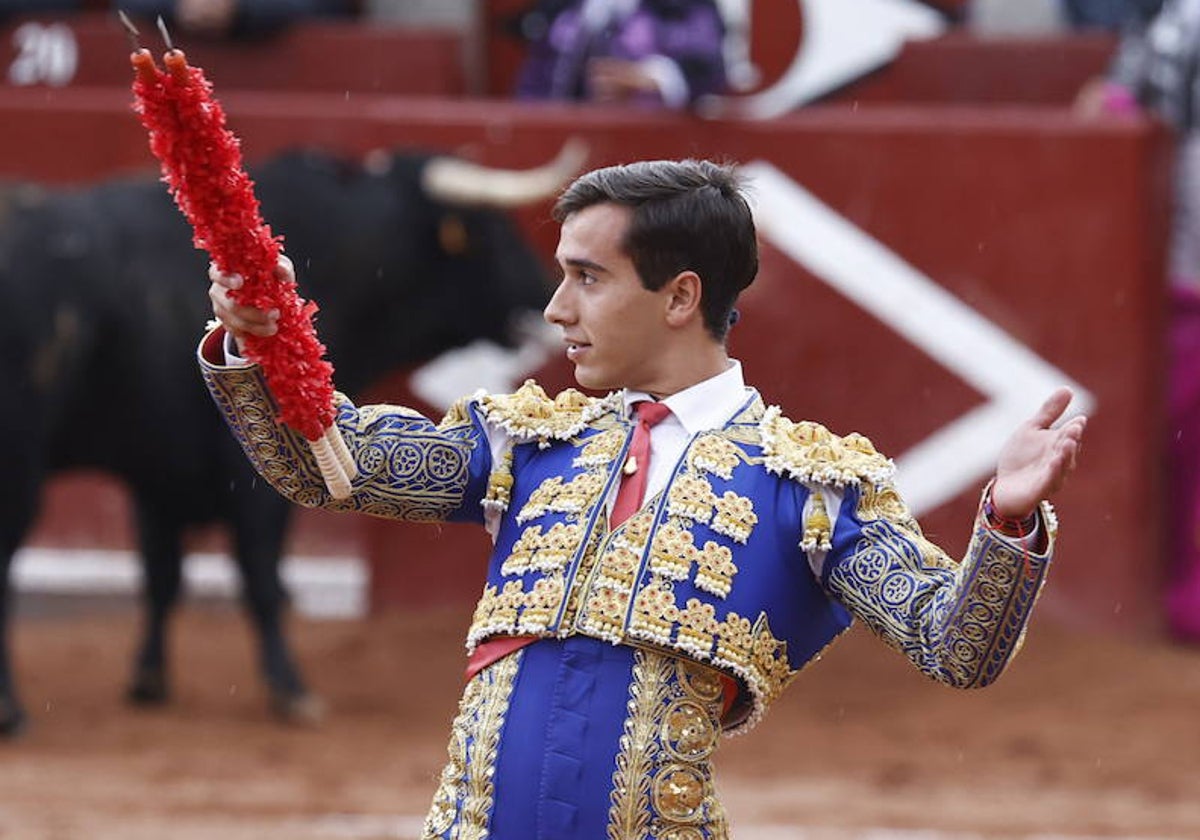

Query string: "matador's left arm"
[815, 480, 1055, 689]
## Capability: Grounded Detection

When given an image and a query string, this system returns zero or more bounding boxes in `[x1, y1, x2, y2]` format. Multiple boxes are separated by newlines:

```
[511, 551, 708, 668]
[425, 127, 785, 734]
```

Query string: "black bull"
[0, 148, 554, 736]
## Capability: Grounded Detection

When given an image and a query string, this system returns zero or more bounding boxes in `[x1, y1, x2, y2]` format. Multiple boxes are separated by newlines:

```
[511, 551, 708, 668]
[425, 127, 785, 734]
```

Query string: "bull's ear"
[439, 214, 469, 255]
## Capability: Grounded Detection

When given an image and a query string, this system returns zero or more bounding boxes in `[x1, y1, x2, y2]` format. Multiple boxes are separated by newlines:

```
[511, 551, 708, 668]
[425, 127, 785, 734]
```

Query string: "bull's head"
[252, 142, 586, 397]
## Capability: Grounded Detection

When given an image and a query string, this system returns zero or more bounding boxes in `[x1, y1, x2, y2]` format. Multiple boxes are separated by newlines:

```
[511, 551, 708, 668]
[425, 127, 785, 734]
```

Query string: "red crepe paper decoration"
[130, 48, 335, 442]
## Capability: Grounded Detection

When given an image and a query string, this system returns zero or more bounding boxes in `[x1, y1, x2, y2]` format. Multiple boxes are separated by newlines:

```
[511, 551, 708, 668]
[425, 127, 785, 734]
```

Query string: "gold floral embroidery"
[595, 543, 643, 589]
[694, 541, 736, 599]
[579, 583, 629, 639]
[628, 580, 679, 645]
[676, 599, 718, 659]
[653, 766, 706, 822]
[688, 435, 743, 480]
[502, 523, 583, 576]
[480, 379, 616, 446]
[516, 471, 605, 523]
[518, 576, 565, 633]
[468, 574, 570, 644]
[759, 406, 894, 488]
[713, 612, 753, 666]
[661, 700, 719, 761]
[574, 428, 625, 468]
[607, 650, 727, 839]
[422, 652, 520, 839]
[648, 522, 699, 581]
[710, 491, 757, 544]
[666, 474, 717, 524]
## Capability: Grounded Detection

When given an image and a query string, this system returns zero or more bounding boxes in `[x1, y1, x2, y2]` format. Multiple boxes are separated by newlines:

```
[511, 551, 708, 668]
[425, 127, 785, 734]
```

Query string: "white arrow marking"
[743, 160, 1095, 515]
[707, 0, 947, 119]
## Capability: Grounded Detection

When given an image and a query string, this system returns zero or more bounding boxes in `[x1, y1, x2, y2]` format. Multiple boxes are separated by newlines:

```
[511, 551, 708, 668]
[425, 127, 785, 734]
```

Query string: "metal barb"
[156, 15, 174, 51]
[117, 10, 141, 49]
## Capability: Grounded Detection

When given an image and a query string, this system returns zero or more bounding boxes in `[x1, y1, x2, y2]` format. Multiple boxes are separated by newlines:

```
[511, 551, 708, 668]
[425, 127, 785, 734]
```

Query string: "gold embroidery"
[676, 599, 718, 659]
[661, 700, 719, 761]
[579, 583, 629, 640]
[608, 650, 727, 839]
[710, 491, 757, 544]
[480, 379, 616, 445]
[519, 576, 565, 633]
[801, 492, 833, 553]
[675, 659, 723, 704]
[516, 472, 605, 523]
[502, 523, 583, 576]
[653, 766, 706, 822]
[666, 474, 717, 524]
[468, 574, 568, 642]
[648, 522, 699, 581]
[484, 449, 514, 513]
[422, 652, 520, 839]
[688, 435, 743, 479]
[575, 428, 625, 468]
[750, 615, 794, 707]
[202, 363, 476, 521]
[759, 406, 894, 488]
[628, 580, 679, 645]
[694, 541, 737, 599]
[595, 543, 643, 588]
[713, 612, 753, 666]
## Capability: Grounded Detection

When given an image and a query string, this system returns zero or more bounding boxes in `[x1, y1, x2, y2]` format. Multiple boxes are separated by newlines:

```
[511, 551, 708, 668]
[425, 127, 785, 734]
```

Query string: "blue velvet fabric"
[488, 637, 635, 839]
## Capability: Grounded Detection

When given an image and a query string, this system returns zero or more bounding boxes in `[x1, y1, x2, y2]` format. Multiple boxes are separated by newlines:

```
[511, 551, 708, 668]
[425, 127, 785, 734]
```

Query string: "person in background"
[513, 0, 727, 109]
[201, 158, 1085, 835]
[119, 0, 358, 38]
[1076, 0, 1200, 642]
[1060, 0, 1163, 29]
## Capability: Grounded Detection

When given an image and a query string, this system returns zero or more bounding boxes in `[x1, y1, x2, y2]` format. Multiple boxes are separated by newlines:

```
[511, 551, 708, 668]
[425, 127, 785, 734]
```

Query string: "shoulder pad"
[759, 405, 894, 488]
[479, 379, 616, 443]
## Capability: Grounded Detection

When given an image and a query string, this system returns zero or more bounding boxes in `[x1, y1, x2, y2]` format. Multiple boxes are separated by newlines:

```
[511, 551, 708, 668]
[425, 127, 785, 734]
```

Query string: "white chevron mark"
[743, 160, 1095, 515]
[708, 0, 946, 119]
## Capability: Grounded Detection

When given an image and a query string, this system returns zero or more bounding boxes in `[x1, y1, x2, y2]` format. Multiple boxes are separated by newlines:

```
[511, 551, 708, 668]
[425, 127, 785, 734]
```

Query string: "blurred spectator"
[1060, 0, 1163, 29]
[119, 0, 358, 39]
[967, 0, 1067, 34]
[513, 0, 727, 110]
[1077, 0, 1200, 642]
[364, 0, 473, 29]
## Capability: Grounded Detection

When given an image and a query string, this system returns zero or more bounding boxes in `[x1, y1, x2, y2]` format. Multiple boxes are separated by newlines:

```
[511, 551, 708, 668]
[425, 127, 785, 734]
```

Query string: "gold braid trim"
[759, 406, 894, 488]
[422, 652, 521, 839]
[479, 379, 619, 448]
[608, 652, 728, 838]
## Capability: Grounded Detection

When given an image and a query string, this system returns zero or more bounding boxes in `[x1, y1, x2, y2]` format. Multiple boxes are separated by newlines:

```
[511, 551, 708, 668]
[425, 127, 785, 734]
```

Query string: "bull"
[0, 142, 581, 736]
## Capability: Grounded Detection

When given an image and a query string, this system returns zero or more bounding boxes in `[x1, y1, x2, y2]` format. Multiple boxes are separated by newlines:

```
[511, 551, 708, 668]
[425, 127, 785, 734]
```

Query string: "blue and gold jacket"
[201, 348, 1055, 735]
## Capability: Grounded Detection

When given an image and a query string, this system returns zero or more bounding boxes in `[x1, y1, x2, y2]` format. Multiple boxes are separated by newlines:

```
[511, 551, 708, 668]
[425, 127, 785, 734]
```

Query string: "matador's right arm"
[198, 326, 493, 525]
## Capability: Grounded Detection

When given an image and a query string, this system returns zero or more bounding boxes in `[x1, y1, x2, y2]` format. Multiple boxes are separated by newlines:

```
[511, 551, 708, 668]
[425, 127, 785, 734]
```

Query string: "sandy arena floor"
[0, 599, 1198, 839]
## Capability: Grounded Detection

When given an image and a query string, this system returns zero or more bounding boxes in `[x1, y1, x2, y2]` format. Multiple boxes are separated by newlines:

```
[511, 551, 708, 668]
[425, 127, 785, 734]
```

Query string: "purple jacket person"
[514, 0, 727, 109]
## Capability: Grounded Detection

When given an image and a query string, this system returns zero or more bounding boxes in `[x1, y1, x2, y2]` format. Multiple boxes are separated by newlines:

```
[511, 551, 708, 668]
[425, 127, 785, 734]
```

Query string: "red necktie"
[611, 400, 673, 527]
[466, 400, 672, 682]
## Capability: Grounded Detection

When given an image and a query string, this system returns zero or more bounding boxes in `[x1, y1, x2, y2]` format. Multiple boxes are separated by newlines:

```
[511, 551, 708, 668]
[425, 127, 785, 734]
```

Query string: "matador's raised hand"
[990, 387, 1088, 519]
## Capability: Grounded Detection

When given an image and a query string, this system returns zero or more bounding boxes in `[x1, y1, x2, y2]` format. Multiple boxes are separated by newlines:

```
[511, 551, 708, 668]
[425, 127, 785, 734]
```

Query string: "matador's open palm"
[991, 387, 1087, 519]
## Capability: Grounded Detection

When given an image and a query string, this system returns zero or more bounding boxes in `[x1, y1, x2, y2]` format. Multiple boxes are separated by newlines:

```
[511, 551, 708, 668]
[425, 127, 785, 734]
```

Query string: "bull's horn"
[421, 138, 588, 207]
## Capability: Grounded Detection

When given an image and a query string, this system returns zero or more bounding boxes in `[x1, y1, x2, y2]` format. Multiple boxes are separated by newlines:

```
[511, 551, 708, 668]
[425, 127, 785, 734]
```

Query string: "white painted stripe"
[743, 161, 1096, 515]
[709, 0, 946, 119]
[12, 547, 367, 619]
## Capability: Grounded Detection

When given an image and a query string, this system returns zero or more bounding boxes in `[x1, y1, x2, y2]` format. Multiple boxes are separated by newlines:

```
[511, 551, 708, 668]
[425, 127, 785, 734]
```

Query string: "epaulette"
[479, 379, 617, 446]
[758, 405, 895, 489]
